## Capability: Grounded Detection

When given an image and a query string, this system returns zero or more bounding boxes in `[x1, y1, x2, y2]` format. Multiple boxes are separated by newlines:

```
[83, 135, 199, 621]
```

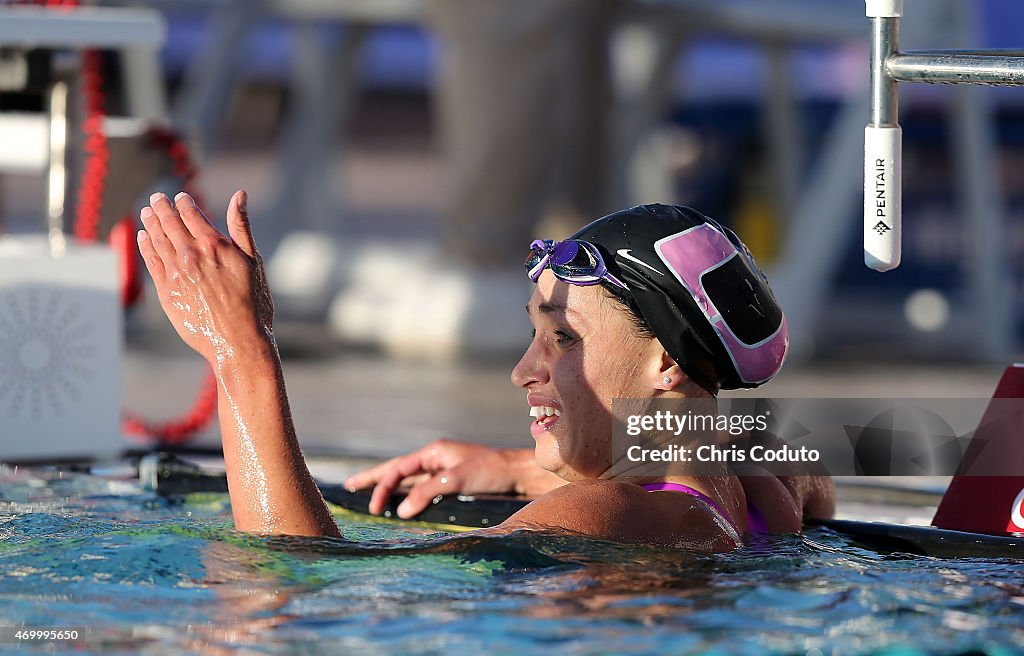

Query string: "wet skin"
[139, 191, 832, 549]
[138, 191, 339, 537]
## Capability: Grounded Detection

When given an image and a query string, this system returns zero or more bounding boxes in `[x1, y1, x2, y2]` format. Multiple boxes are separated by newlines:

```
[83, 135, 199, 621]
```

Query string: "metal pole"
[764, 44, 801, 223]
[864, 0, 902, 271]
[888, 51, 1024, 86]
[171, 0, 258, 151]
[46, 79, 69, 258]
[869, 17, 899, 126]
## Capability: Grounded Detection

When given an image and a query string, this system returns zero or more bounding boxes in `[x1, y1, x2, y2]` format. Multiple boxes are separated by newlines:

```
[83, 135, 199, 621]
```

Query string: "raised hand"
[137, 190, 274, 366]
[137, 190, 340, 538]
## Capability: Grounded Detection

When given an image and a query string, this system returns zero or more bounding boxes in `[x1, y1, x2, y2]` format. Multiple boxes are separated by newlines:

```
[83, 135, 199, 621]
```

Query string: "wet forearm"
[215, 344, 341, 538]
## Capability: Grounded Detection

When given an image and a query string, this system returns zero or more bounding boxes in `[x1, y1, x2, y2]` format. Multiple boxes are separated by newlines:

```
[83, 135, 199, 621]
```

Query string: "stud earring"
[662, 376, 672, 386]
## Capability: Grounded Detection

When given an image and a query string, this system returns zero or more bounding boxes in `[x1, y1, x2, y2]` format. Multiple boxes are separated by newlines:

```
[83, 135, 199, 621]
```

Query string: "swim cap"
[570, 204, 787, 391]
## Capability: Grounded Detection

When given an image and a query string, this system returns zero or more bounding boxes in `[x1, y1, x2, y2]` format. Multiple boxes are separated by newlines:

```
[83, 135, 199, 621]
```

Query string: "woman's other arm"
[344, 441, 567, 518]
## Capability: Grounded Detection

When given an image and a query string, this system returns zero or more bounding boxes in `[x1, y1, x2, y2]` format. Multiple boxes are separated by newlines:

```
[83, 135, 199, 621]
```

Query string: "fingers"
[173, 191, 221, 242]
[348, 460, 387, 491]
[396, 472, 461, 519]
[148, 192, 194, 252]
[226, 190, 257, 258]
[344, 459, 395, 492]
[141, 190, 248, 264]
[137, 229, 165, 284]
[346, 439, 469, 516]
[366, 452, 434, 515]
[345, 440, 445, 492]
[139, 205, 176, 265]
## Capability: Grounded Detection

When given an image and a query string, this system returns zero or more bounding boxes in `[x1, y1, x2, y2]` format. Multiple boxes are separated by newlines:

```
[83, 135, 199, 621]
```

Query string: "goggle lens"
[525, 239, 627, 289]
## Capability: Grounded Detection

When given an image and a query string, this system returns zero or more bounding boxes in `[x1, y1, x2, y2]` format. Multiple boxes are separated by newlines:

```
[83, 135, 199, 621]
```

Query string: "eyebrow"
[526, 302, 577, 317]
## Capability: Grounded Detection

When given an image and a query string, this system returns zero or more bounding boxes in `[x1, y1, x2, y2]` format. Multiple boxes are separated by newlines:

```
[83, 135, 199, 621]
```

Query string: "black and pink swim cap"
[571, 204, 788, 391]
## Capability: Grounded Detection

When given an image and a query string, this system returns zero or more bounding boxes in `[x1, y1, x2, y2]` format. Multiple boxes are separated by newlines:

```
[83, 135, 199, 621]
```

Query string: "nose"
[511, 338, 548, 389]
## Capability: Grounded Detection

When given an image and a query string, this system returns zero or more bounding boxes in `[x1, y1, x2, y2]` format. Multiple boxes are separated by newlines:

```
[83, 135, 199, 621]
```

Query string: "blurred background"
[0, 0, 1020, 457]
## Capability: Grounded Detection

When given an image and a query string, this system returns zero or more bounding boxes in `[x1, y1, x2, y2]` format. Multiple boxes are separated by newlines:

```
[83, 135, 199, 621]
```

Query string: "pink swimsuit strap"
[642, 482, 768, 535]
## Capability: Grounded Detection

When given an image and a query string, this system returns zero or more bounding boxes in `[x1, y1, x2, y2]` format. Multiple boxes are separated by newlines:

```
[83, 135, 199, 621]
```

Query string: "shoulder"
[503, 479, 647, 538]
[500, 479, 739, 552]
[503, 480, 642, 534]
[732, 430, 835, 528]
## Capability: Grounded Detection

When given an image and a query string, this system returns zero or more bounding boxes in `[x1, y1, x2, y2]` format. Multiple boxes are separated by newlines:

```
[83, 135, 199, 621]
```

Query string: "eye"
[553, 330, 575, 345]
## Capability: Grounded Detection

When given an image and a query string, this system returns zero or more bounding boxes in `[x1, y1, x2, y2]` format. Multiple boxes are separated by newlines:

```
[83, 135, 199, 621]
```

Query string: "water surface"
[0, 468, 1021, 655]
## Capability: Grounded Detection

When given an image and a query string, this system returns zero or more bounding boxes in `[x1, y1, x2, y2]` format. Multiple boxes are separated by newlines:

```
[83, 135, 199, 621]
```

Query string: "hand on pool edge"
[344, 440, 567, 518]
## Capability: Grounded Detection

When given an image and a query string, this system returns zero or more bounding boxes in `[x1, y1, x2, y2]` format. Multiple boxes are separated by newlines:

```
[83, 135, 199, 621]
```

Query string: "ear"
[653, 349, 685, 391]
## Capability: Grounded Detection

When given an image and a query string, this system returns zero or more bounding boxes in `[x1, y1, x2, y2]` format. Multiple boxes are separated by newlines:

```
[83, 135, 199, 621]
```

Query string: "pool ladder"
[864, 0, 1024, 271]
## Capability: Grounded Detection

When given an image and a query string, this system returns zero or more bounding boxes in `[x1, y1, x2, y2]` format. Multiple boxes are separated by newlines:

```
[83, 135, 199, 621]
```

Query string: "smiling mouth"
[530, 405, 561, 429]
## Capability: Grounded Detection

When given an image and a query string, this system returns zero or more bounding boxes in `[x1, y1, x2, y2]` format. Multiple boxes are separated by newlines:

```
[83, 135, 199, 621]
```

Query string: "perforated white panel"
[0, 237, 122, 460]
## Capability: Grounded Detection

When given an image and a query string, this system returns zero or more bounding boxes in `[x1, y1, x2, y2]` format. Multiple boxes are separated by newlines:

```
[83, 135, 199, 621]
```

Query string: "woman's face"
[512, 271, 663, 481]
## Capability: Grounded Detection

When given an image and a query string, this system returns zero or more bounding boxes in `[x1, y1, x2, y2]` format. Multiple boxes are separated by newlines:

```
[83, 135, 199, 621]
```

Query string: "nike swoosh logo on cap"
[616, 249, 663, 275]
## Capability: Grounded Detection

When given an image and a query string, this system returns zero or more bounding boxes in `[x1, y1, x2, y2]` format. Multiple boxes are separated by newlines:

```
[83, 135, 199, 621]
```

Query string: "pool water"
[1, 468, 1022, 655]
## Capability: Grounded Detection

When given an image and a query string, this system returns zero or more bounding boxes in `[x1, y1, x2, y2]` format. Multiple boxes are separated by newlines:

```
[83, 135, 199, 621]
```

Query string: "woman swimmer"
[137, 193, 833, 551]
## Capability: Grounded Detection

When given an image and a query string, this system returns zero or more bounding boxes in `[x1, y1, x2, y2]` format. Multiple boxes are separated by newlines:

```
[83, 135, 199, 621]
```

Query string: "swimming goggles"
[525, 239, 628, 289]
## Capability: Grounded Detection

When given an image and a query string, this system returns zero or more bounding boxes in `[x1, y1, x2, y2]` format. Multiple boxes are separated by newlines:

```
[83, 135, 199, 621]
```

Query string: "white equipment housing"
[0, 236, 123, 462]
